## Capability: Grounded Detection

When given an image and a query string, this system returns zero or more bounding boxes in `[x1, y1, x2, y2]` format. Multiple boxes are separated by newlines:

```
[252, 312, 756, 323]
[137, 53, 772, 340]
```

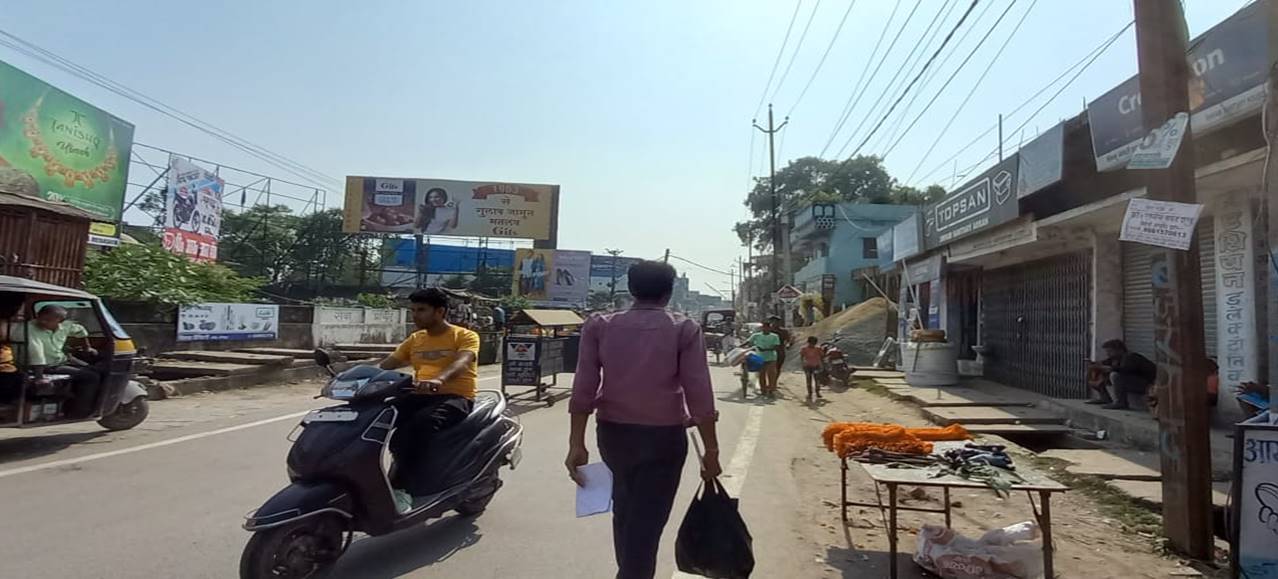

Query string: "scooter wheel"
[239, 515, 345, 579]
[456, 476, 503, 517]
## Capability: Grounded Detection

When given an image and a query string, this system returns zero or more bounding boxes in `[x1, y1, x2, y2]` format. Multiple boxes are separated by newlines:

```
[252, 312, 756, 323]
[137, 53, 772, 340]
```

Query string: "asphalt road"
[0, 362, 819, 578]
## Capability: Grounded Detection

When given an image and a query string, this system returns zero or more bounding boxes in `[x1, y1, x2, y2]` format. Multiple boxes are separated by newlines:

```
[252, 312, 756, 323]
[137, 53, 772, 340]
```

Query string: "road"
[0, 363, 822, 578]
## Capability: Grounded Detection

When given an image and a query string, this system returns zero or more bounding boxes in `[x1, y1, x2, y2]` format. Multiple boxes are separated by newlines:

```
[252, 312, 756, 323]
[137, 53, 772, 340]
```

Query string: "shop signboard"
[904, 253, 943, 285]
[922, 155, 1019, 249]
[162, 157, 223, 261]
[512, 248, 591, 308]
[0, 59, 134, 229]
[1016, 123, 1063, 198]
[1213, 195, 1258, 392]
[1088, 0, 1268, 171]
[343, 176, 558, 240]
[177, 303, 279, 342]
[502, 338, 539, 386]
[892, 213, 921, 261]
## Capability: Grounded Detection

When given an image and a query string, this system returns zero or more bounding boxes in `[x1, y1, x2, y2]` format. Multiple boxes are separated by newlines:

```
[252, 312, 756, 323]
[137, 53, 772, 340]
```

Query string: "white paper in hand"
[575, 462, 613, 518]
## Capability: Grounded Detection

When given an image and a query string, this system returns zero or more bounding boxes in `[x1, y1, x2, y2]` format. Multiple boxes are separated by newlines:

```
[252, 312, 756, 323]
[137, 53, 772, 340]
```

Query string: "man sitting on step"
[1086, 339, 1157, 411]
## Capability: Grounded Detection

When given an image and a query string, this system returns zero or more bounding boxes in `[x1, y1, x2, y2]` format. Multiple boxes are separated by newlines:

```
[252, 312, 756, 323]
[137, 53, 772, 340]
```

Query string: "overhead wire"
[881, 0, 1024, 158]
[819, 0, 910, 156]
[909, 20, 1133, 186]
[668, 254, 735, 277]
[841, 0, 983, 160]
[901, 0, 1037, 183]
[771, 0, 824, 101]
[785, 0, 861, 117]
[754, 0, 806, 118]
[0, 30, 341, 191]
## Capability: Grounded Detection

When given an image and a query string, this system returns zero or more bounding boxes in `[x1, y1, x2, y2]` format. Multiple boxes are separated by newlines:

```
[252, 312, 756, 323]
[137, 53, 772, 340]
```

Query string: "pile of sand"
[785, 297, 895, 369]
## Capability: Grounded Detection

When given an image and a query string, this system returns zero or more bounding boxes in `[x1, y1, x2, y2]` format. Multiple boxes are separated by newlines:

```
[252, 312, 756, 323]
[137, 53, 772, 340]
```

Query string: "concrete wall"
[313, 306, 406, 346]
[1090, 230, 1123, 360]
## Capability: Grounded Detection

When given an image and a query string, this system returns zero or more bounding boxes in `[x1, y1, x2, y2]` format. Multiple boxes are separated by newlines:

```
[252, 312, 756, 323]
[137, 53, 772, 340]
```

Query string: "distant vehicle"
[700, 309, 737, 361]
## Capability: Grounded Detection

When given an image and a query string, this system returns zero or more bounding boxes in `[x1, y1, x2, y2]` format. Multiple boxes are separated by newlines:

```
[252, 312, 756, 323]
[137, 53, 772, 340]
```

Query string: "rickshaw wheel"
[98, 397, 149, 431]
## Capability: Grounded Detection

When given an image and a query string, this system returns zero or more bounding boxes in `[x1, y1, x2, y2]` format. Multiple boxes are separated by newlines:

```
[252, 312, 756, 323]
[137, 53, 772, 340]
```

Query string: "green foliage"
[85, 244, 263, 305]
[467, 267, 512, 298]
[499, 294, 530, 311]
[219, 206, 375, 286]
[440, 274, 469, 289]
[356, 292, 397, 309]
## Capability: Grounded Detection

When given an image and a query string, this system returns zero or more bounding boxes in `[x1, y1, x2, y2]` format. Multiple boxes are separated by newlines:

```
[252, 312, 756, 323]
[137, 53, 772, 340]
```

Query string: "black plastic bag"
[675, 478, 754, 578]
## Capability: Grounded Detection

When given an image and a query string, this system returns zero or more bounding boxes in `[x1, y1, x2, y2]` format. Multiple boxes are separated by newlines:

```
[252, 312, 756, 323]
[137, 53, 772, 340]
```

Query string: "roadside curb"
[150, 359, 376, 399]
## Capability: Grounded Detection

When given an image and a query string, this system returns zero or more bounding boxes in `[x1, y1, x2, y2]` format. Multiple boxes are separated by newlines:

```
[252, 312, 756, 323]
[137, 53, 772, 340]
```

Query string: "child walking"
[800, 336, 824, 403]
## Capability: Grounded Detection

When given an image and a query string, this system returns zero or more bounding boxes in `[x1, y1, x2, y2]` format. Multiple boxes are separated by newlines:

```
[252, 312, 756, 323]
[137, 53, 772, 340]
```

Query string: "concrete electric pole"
[1132, 0, 1212, 558]
[753, 104, 789, 311]
[605, 248, 623, 305]
[1266, 0, 1278, 402]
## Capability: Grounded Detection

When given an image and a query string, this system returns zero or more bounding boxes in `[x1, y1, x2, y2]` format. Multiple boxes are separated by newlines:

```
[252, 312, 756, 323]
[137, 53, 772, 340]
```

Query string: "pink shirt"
[569, 306, 716, 426]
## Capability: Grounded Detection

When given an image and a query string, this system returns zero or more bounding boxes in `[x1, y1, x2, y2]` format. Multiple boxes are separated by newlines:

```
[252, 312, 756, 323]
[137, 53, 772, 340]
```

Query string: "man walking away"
[800, 336, 824, 403]
[566, 260, 722, 579]
[1087, 339, 1157, 410]
[748, 321, 782, 398]
[768, 315, 792, 369]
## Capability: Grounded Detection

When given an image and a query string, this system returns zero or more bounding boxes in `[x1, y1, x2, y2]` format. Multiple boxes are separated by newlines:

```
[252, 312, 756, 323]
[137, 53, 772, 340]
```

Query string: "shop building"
[790, 203, 917, 310]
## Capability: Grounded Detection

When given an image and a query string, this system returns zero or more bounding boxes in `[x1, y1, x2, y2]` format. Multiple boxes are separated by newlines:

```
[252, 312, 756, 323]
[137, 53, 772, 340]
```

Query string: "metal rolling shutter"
[1121, 220, 1216, 362]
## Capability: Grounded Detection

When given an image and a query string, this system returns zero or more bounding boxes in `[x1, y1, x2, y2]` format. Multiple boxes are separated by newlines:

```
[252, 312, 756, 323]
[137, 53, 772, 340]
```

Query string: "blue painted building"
[790, 203, 917, 309]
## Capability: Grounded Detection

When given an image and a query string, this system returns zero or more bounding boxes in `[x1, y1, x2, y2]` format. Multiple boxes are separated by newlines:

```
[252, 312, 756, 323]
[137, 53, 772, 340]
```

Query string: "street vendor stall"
[501, 309, 583, 404]
[438, 287, 502, 365]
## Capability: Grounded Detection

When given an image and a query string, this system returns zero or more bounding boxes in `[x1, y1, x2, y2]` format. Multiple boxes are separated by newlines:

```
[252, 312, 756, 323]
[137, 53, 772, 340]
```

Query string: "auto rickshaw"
[0, 275, 149, 431]
[700, 308, 737, 362]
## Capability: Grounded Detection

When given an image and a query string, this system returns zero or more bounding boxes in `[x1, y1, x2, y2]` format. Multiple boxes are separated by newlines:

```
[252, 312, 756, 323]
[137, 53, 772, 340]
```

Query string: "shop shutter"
[1122, 242, 1156, 360]
[1198, 219, 1217, 358]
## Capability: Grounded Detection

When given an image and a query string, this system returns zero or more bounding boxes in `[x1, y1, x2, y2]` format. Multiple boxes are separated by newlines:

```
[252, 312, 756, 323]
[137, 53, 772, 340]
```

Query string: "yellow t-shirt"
[392, 325, 480, 399]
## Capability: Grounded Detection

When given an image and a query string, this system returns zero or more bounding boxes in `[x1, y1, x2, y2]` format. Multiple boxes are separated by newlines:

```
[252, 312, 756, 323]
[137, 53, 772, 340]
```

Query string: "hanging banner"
[343, 176, 558, 240]
[512, 249, 591, 308]
[1213, 195, 1258, 391]
[0, 59, 134, 222]
[1119, 198, 1203, 250]
[1087, 0, 1267, 171]
[163, 157, 224, 261]
[1127, 113, 1190, 170]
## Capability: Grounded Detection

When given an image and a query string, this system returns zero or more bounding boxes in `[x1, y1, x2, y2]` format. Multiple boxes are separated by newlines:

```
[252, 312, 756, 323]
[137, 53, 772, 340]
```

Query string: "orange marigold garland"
[820, 422, 970, 458]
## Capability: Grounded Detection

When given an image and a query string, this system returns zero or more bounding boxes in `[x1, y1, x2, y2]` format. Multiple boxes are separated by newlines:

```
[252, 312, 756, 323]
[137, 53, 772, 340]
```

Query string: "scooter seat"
[451, 394, 501, 434]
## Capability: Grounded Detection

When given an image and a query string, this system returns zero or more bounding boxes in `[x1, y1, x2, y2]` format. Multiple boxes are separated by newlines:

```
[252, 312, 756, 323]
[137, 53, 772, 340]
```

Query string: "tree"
[219, 204, 297, 283]
[468, 267, 513, 298]
[85, 243, 263, 305]
[441, 274, 469, 289]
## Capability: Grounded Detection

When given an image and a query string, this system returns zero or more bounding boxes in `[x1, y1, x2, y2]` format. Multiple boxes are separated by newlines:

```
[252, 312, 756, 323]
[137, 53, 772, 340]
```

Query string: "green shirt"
[749, 332, 781, 362]
[25, 320, 88, 367]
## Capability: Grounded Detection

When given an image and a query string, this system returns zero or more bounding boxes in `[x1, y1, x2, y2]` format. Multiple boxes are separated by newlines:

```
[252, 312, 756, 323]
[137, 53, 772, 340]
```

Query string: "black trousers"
[597, 421, 687, 579]
[50, 365, 100, 418]
[389, 394, 472, 493]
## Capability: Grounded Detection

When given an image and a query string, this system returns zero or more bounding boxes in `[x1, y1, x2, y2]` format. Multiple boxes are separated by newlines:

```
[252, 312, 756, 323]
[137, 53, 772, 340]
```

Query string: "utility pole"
[1266, 0, 1278, 400]
[606, 248, 623, 305]
[663, 248, 670, 264]
[1133, 0, 1211, 558]
[753, 104, 789, 312]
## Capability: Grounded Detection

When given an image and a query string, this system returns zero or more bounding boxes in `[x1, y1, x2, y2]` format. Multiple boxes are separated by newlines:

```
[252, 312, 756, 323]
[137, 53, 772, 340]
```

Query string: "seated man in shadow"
[1087, 339, 1157, 411]
[26, 304, 99, 418]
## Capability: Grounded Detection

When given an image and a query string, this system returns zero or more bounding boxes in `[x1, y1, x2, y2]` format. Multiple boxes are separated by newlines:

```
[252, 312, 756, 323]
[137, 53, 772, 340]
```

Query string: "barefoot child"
[801, 336, 824, 403]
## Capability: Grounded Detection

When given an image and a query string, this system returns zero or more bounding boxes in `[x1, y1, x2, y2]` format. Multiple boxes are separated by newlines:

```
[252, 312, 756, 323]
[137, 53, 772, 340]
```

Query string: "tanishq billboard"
[342, 176, 558, 240]
[0, 59, 134, 222]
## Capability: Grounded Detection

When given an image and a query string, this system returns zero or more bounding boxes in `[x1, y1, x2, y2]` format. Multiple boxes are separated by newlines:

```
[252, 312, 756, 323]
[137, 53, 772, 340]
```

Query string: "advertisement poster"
[512, 248, 591, 308]
[177, 303, 279, 342]
[343, 176, 558, 240]
[163, 157, 224, 261]
[1119, 198, 1203, 251]
[0, 59, 135, 222]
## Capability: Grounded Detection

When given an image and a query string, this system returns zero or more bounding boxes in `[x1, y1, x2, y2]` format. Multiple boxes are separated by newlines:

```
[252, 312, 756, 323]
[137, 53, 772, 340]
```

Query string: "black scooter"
[239, 351, 523, 579]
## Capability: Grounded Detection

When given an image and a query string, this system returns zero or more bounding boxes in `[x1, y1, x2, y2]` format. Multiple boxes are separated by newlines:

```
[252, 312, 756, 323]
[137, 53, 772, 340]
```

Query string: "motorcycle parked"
[819, 342, 854, 387]
[239, 351, 523, 579]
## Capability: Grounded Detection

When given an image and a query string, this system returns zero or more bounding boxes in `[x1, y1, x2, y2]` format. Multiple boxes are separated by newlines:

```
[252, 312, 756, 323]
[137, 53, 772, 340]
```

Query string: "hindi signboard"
[1213, 194, 1258, 391]
[163, 157, 224, 261]
[177, 303, 279, 342]
[343, 176, 558, 240]
[1119, 199, 1204, 250]
[0, 59, 134, 238]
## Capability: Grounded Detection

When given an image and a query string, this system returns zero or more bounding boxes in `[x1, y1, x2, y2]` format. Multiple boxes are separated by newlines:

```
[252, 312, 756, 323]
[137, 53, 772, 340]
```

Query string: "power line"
[785, 0, 860, 117]
[771, 0, 824, 101]
[668, 254, 735, 277]
[947, 20, 1133, 185]
[842, 0, 983, 160]
[910, 20, 1133, 186]
[881, 0, 1024, 158]
[0, 29, 341, 191]
[754, 0, 805, 118]
[901, 0, 1036, 183]
[819, 0, 910, 156]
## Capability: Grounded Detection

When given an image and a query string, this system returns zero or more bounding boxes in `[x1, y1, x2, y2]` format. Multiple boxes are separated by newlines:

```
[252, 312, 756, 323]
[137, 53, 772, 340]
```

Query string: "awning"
[513, 309, 584, 327]
[0, 191, 97, 221]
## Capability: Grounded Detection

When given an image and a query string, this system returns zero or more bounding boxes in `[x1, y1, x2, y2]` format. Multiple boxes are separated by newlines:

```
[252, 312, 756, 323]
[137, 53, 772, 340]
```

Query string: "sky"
[0, 0, 1250, 294]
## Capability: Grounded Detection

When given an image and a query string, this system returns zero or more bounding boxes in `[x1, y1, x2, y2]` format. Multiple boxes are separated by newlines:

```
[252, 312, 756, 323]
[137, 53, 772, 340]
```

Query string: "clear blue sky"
[0, 0, 1247, 293]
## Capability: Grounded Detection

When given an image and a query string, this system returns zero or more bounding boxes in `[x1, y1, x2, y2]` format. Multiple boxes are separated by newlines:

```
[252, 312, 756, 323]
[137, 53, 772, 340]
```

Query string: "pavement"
[0, 361, 820, 578]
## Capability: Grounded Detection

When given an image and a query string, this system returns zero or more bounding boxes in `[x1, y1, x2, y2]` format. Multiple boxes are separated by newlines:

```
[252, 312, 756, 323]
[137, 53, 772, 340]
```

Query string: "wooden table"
[840, 443, 1069, 578]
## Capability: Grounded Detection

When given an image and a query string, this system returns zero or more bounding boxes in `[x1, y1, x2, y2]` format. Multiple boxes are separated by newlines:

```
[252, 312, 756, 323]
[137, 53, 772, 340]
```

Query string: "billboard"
[177, 303, 279, 342]
[162, 157, 223, 261]
[1087, 0, 1268, 171]
[0, 59, 134, 223]
[922, 155, 1020, 249]
[512, 248, 591, 308]
[343, 176, 558, 240]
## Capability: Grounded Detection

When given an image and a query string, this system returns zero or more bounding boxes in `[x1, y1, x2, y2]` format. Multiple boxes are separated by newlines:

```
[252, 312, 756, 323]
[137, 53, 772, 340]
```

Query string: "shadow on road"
[0, 430, 109, 465]
[325, 515, 482, 578]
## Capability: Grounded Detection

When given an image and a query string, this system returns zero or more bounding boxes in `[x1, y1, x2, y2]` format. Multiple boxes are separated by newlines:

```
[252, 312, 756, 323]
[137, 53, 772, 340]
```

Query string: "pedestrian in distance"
[747, 320, 781, 398]
[566, 260, 722, 579]
[800, 335, 824, 403]
[767, 315, 793, 369]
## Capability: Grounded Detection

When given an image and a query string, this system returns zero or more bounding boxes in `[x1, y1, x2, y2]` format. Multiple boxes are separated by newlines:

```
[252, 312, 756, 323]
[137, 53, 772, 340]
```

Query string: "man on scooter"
[378, 287, 480, 498]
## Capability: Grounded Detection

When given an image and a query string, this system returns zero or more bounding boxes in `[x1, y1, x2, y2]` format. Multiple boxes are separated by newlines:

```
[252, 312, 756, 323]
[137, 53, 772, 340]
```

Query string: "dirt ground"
[771, 370, 1219, 579]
